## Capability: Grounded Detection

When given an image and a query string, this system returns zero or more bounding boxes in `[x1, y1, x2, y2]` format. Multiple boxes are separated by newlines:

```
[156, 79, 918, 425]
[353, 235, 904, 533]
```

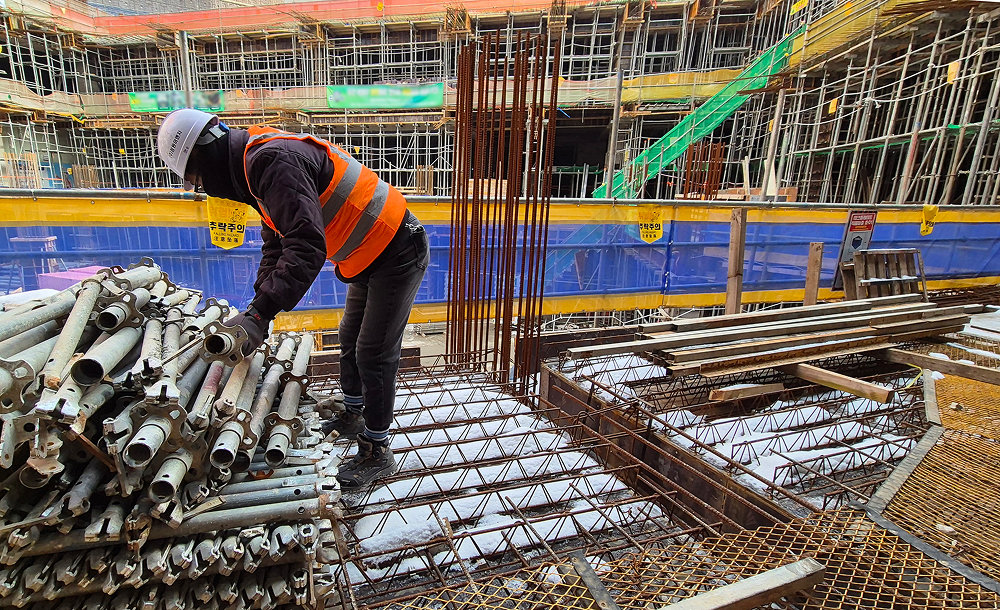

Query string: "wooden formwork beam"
[804, 241, 824, 306]
[709, 382, 785, 401]
[877, 348, 1000, 385]
[640, 294, 921, 334]
[777, 363, 894, 403]
[725, 208, 748, 315]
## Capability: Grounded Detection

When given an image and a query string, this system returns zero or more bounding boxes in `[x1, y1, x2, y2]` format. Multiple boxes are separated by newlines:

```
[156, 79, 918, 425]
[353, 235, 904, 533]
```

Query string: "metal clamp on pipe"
[201, 320, 251, 366]
[183, 298, 229, 339]
[95, 288, 150, 333]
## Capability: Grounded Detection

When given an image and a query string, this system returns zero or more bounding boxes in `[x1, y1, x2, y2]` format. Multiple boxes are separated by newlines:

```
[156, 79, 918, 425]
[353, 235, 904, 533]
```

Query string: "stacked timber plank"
[565, 295, 978, 378]
[842, 248, 928, 301]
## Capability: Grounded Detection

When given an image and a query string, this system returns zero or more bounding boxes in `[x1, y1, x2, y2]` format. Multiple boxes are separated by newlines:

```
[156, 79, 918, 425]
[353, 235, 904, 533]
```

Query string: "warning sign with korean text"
[638, 205, 663, 244]
[206, 197, 247, 250]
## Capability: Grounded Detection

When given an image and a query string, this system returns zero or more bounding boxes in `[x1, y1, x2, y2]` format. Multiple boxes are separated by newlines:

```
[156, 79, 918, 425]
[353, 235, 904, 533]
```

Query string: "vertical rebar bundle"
[447, 30, 560, 393]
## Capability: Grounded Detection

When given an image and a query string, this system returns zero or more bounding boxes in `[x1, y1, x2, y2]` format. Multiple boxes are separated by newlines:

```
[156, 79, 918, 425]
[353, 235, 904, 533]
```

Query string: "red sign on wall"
[834, 209, 878, 290]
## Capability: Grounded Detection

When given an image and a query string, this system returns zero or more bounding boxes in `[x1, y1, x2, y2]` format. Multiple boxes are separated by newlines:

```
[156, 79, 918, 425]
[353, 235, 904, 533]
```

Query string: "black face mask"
[192, 135, 244, 202]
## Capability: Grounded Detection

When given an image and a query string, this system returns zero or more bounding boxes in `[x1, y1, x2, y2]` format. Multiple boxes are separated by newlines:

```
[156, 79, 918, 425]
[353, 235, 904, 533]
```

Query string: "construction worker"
[156, 108, 428, 488]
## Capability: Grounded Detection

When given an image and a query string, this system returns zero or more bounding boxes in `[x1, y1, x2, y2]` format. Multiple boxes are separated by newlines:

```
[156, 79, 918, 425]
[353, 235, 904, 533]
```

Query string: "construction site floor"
[319, 322, 1000, 608]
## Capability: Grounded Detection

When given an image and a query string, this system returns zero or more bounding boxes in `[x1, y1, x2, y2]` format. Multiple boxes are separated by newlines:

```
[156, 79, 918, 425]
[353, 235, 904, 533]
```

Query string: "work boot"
[321, 410, 364, 440]
[337, 436, 396, 489]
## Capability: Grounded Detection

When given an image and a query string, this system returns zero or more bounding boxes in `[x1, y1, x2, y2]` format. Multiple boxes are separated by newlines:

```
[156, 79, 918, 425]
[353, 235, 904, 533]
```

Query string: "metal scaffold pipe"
[216, 480, 334, 510]
[157, 288, 190, 308]
[21, 496, 333, 557]
[161, 308, 183, 382]
[0, 257, 339, 606]
[70, 381, 115, 432]
[265, 335, 313, 467]
[175, 340, 205, 377]
[181, 293, 202, 316]
[96, 287, 151, 332]
[70, 326, 143, 385]
[114, 263, 163, 291]
[148, 448, 193, 503]
[40, 279, 103, 389]
[203, 331, 235, 356]
[188, 360, 227, 429]
[0, 291, 78, 343]
[234, 336, 298, 472]
[123, 416, 171, 468]
[0, 334, 59, 402]
[177, 357, 211, 409]
[149, 279, 170, 299]
[18, 465, 53, 488]
[130, 317, 163, 381]
[213, 355, 251, 416]
[209, 349, 267, 469]
[222, 472, 325, 494]
[182, 300, 228, 342]
[0, 320, 58, 358]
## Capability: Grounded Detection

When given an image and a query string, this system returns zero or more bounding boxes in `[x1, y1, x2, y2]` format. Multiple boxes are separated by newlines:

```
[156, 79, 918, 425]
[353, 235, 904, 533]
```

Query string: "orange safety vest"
[243, 126, 406, 277]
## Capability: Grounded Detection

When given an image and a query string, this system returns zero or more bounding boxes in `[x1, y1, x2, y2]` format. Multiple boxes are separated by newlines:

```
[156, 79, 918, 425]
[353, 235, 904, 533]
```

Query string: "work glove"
[222, 305, 271, 357]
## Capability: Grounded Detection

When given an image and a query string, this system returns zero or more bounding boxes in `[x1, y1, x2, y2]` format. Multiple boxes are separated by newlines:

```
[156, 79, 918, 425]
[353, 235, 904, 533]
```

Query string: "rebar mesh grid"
[325, 365, 726, 608]
[371, 558, 600, 610]
[562, 352, 929, 511]
[881, 429, 1000, 583]
[932, 374, 1000, 439]
[380, 507, 1000, 609]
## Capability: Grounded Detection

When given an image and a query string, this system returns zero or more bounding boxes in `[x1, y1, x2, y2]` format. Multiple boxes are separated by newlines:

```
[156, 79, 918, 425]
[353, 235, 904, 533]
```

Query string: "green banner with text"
[326, 83, 444, 109]
[128, 90, 225, 112]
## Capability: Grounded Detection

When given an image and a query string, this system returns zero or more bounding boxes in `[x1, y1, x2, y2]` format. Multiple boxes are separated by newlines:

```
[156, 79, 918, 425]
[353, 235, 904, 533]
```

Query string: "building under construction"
[1, 0, 1000, 608]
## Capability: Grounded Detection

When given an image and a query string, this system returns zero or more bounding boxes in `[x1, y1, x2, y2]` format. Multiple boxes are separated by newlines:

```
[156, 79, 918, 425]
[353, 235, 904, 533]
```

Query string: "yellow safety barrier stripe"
[5, 195, 1000, 226]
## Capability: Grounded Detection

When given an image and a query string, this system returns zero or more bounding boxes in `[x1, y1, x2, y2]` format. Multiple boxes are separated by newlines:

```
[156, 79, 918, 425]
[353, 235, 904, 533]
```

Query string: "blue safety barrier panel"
[3, 218, 1000, 309]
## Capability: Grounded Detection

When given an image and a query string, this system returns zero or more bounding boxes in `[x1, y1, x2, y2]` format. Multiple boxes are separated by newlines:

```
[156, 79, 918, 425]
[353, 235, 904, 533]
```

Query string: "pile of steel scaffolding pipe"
[0, 258, 342, 609]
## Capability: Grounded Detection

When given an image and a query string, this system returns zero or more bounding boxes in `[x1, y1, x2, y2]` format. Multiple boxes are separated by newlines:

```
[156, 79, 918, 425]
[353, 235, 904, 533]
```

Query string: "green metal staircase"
[593, 31, 799, 199]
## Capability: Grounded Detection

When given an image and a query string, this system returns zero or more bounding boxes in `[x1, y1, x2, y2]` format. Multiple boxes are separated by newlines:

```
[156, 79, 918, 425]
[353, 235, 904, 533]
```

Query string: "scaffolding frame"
[0, 2, 997, 202]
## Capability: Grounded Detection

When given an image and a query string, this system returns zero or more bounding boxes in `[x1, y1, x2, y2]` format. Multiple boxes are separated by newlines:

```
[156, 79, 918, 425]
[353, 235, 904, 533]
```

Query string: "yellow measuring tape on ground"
[206, 197, 247, 249]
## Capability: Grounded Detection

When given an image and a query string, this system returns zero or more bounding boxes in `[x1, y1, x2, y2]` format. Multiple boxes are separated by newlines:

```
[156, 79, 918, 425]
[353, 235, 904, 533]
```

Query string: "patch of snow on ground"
[946, 342, 1000, 362]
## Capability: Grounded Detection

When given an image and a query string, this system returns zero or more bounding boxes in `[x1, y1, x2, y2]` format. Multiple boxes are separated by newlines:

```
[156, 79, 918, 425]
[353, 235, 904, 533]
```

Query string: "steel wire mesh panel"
[881, 429, 1000, 582]
[933, 374, 1000, 440]
[908, 336, 1000, 370]
[384, 508, 1000, 609]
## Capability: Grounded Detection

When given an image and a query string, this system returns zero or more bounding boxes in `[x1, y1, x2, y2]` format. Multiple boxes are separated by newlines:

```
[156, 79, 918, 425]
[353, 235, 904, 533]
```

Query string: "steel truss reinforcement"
[316, 362, 744, 608]
[558, 350, 935, 513]
[309, 341, 1000, 607]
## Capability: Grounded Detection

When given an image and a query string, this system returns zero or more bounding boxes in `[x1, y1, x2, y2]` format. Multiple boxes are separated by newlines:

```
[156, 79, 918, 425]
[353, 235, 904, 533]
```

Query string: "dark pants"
[338, 211, 428, 433]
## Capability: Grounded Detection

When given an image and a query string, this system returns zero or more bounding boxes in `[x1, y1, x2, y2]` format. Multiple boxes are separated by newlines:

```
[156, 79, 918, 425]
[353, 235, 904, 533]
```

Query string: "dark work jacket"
[212, 129, 409, 319]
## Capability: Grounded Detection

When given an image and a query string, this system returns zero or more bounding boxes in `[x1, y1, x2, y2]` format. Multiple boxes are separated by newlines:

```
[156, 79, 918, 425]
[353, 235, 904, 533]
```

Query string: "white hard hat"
[157, 108, 225, 189]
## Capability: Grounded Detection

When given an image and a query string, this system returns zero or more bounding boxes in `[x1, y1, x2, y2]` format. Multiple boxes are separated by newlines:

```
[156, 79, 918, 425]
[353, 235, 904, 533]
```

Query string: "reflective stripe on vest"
[243, 126, 406, 276]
